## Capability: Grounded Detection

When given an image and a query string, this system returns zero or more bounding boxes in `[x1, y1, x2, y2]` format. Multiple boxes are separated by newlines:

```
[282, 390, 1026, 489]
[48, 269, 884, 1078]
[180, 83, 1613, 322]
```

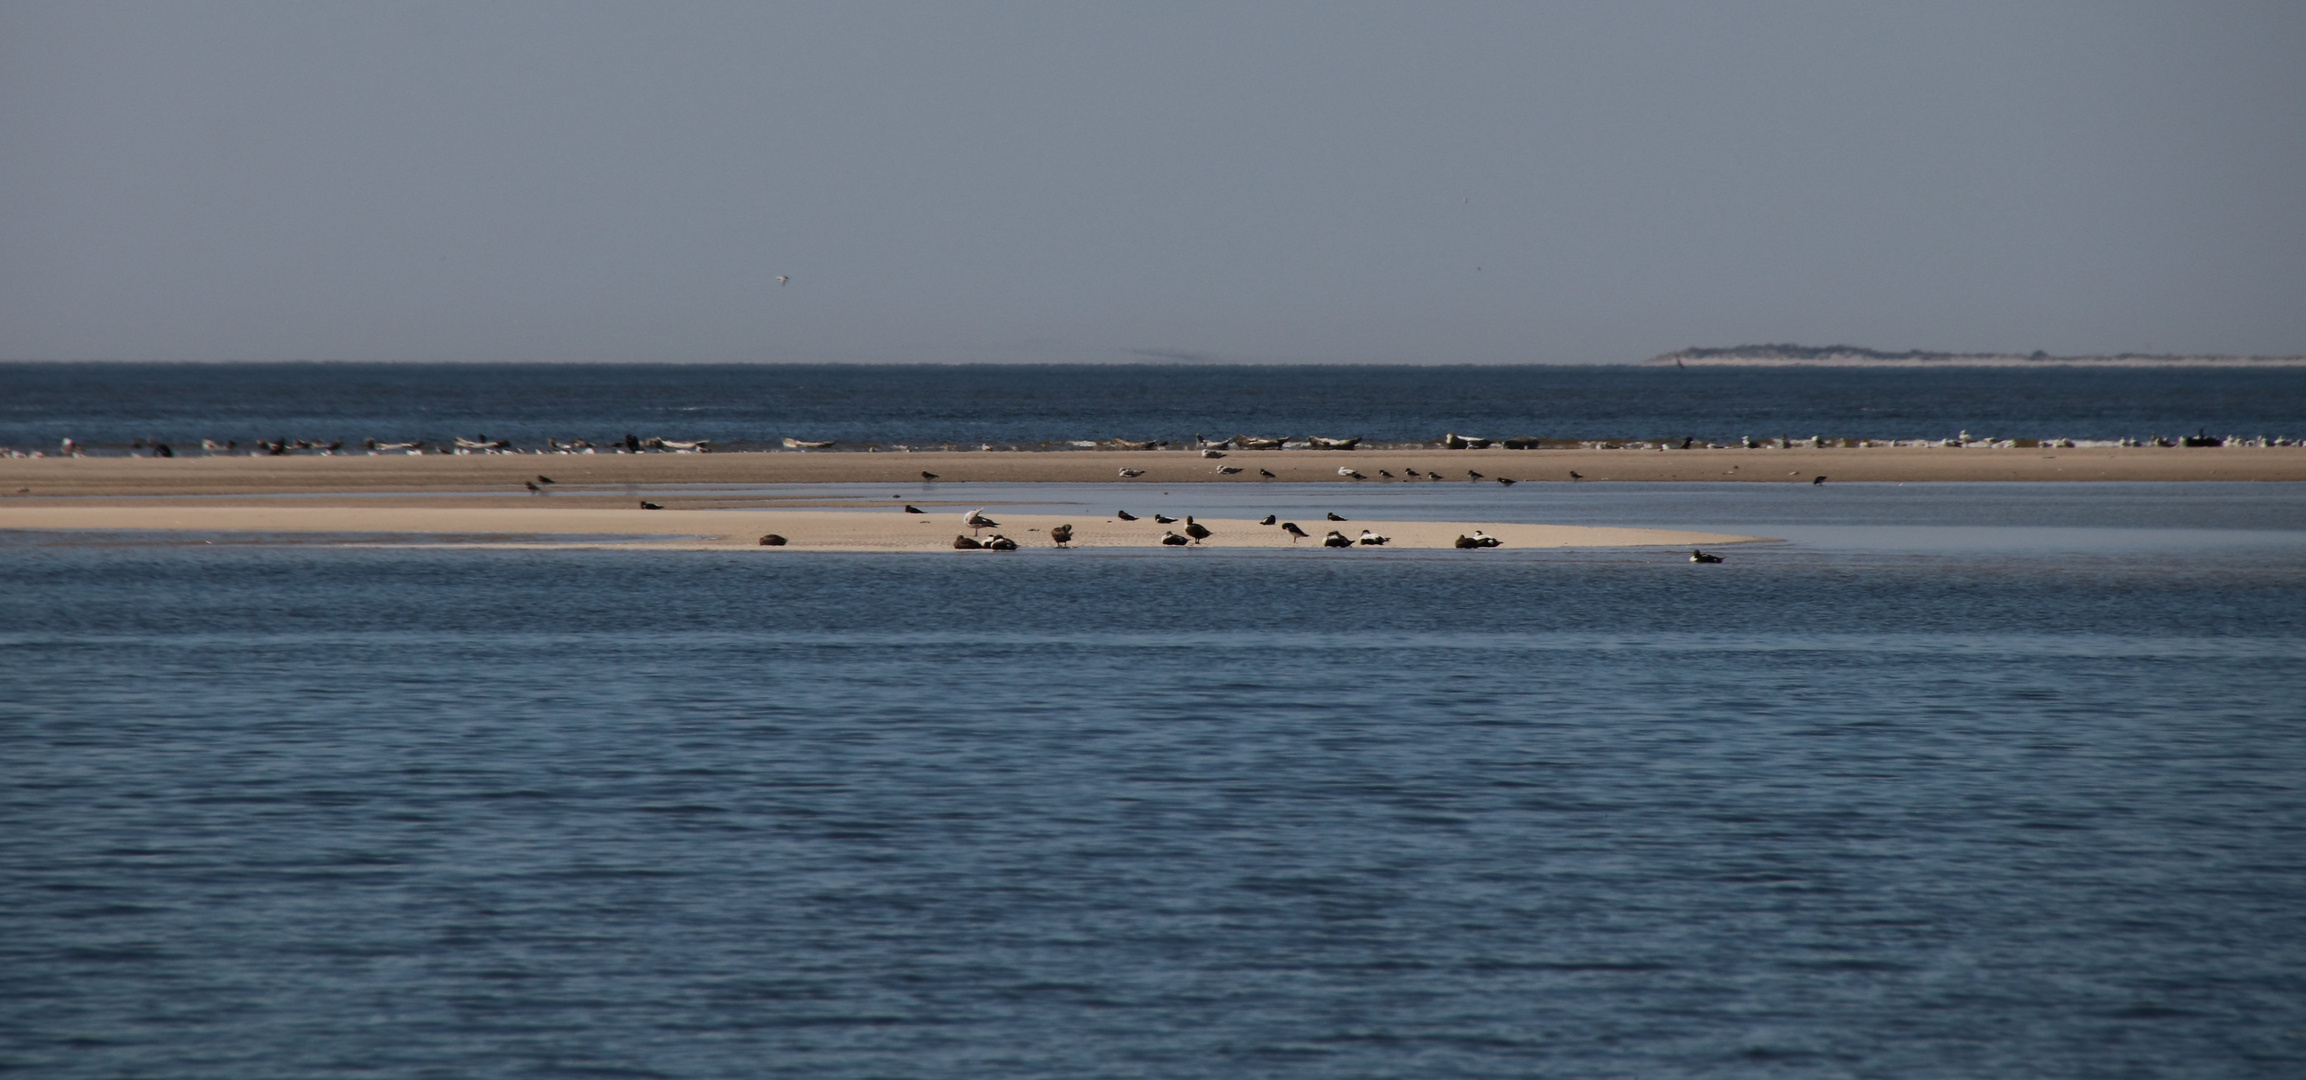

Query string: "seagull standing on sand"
[964, 508, 999, 534]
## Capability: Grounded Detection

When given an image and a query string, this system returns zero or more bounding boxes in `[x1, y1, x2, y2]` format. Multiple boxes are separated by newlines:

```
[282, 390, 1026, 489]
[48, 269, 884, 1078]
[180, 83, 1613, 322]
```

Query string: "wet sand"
[2, 444, 2302, 498]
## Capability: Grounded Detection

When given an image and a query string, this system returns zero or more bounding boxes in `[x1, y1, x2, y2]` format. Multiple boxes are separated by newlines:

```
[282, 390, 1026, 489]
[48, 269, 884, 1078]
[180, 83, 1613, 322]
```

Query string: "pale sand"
[2, 445, 2303, 498]
[0, 503, 1762, 552]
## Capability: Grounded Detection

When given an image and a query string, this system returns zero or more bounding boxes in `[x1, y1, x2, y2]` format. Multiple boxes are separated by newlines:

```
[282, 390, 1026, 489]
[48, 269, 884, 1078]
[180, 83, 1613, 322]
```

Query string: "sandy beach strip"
[2, 445, 2302, 498]
[0, 504, 1762, 552]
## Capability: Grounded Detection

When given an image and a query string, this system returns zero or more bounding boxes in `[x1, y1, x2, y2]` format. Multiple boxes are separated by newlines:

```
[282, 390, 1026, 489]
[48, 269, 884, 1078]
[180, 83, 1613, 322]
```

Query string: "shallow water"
[4, 484, 2303, 1077]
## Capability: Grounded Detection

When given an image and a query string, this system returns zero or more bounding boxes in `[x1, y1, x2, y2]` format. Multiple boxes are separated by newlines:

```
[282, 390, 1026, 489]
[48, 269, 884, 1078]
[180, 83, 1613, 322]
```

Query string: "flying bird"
[1116, 510, 1139, 521]
[1280, 522, 1309, 541]
[777, 275, 789, 286]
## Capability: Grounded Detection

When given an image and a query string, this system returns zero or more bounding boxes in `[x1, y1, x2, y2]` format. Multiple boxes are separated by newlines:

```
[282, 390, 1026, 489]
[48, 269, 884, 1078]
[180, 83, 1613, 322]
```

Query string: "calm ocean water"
[3, 362, 2304, 449]
[5, 484, 2304, 1077]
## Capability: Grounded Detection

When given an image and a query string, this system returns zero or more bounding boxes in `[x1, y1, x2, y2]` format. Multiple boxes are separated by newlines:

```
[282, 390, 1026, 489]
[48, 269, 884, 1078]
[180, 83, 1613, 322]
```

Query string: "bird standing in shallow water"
[1497, 477, 1517, 486]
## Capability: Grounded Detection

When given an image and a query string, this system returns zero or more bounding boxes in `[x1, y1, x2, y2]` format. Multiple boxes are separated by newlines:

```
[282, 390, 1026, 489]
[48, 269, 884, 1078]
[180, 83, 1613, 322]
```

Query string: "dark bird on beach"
[1281, 521, 1309, 541]
[904, 504, 925, 513]
[953, 534, 983, 549]
[1184, 517, 1213, 543]
[1496, 477, 1517, 486]
[639, 500, 664, 510]
[758, 534, 787, 546]
[985, 535, 1019, 550]
[1812, 475, 1827, 485]
[1379, 470, 1395, 479]
[1358, 530, 1390, 546]
[1259, 469, 1276, 479]
[1116, 510, 1139, 521]
[1326, 512, 1347, 521]
[1160, 531, 1190, 546]
[1467, 470, 1484, 480]
[1050, 524, 1073, 547]
[1323, 530, 1353, 548]
[536, 475, 556, 484]
[1340, 467, 1366, 479]
[921, 471, 939, 481]
[1259, 515, 1276, 525]
[1154, 513, 1178, 524]
[524, 481, 542, 494]
[1454, 534, 1481, 549]
[1568, 471, 1583, 481]
[1405, 468, 1422, 478]
[1690, 549, 1724, 563]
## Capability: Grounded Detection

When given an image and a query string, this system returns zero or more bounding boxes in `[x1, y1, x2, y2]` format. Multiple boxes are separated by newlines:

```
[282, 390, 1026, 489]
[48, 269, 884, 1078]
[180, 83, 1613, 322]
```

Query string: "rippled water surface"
[5, 362, 2303, 448]
[5, 485, 2304, 1078]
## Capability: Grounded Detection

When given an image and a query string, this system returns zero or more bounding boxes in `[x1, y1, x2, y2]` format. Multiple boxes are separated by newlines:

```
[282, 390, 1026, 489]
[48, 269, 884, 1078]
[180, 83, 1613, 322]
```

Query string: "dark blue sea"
[6, 481, 2305, 1078]
[3, 362, 2303, 450]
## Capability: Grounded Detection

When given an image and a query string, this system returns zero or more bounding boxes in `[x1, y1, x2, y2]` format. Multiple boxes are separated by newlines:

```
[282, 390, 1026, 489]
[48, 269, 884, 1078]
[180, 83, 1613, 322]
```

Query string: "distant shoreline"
[1647, 345, 2306, 368]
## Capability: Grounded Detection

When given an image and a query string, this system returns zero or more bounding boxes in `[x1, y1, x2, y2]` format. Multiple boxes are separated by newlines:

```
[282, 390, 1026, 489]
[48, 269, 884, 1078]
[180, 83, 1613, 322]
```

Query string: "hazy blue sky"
[3, 2, 2301, 363]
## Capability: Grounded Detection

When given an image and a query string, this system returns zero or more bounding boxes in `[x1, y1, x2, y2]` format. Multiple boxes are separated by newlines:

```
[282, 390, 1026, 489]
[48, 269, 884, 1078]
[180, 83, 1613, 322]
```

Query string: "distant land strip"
[1646, 344, 2306, 368]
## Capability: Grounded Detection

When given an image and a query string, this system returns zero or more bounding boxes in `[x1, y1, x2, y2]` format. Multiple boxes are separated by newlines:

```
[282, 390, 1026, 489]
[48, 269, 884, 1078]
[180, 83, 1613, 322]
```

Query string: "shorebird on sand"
[1496, 477, 1517, 486]
[1259, 469, 1276, 479]
[1326, 512, 1347, 521]
[1183, 517, 1212, 543]
[1118, 468, 1146, 478]
[1568, 471, 1583, 481]
[1116, 510, 1139, 521]
[1050, 524, 1073, 547]
[1281, 522, 1309, 542]
[1379, 470, 1395, 479]
[1215, 465, 1242, 475]
[1259, 514, 1277, 525]
[921, 471, 939, 481]
[525, 481, 542, 494]
[758, 534, 787, 546]
[1339, 467, 1366, 479]
[1323, 530, 1353, 548]
[964, 509, 999, 534]
[1153, 513, 1178, 524]
[1467, 470, 1484, 481]
[536, 475, 556, 484]
[639, 500, 664, 510]
[904, 504, 926, 513]
[1813, 475, 1827, 485]
[1160, 531, 1190, 546]
[1357, 530, 1390, 546]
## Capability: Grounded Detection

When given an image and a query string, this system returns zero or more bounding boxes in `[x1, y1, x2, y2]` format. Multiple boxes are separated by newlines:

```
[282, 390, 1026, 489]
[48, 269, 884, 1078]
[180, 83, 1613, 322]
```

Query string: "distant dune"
[1646, 344, 2306, 368]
